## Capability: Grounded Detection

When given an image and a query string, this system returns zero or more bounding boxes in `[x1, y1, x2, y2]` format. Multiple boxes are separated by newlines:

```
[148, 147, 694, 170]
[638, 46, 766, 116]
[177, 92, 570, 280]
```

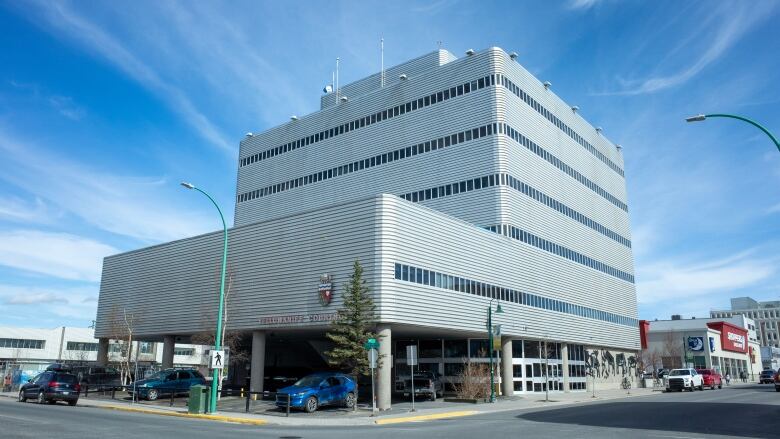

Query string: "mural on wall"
[585, 349, 639, 381]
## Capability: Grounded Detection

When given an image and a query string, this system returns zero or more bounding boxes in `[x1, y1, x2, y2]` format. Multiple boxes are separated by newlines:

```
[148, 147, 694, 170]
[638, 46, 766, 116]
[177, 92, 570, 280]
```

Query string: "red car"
[695, 369, 723, 390]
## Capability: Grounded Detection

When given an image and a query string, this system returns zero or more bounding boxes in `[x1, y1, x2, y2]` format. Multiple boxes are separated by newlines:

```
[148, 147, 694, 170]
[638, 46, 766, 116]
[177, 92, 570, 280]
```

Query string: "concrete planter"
[443, 398, 488, 404]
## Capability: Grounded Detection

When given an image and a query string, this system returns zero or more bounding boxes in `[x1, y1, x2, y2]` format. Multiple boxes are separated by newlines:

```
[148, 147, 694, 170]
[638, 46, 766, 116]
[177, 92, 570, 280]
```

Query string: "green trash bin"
[188, 385, 208, 414]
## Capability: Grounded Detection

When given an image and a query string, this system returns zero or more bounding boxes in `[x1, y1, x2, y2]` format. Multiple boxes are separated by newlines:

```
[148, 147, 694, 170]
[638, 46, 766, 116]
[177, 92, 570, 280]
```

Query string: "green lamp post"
[685, 114, 779, 153]
[487, 298, 503, 402]
[181, 182, 228, 414]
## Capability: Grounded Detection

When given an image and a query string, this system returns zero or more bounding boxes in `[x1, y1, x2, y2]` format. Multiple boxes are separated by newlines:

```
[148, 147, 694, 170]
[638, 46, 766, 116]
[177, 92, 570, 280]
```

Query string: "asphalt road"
[2, 384, 779, 439]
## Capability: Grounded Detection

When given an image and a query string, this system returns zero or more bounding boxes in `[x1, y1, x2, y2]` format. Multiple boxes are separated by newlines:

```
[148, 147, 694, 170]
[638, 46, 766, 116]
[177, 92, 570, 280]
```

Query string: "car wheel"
[775, 387, 780, 392]
[430, 391, 437, 402]
[37, 391, 46, 404]
[68, 400, 78, 406]
[18, 391, 26, 403]
[147, 389, 159, 401]
[304, 396, 318, 413]
[344, 392, 356, 409]
[698, 383, 704, 391]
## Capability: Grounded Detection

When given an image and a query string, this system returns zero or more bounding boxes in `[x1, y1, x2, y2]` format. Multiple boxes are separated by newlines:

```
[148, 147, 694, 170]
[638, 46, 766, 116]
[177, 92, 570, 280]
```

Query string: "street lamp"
[181, 182, 228, 414]
[487, 298, 503, 403]
[685, 113, 779, 153]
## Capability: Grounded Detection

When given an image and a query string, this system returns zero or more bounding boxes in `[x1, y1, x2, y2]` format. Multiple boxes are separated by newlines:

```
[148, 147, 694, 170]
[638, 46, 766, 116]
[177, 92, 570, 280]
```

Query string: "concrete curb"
[374, 410, 478, 425]
[95, 404, 269, 426]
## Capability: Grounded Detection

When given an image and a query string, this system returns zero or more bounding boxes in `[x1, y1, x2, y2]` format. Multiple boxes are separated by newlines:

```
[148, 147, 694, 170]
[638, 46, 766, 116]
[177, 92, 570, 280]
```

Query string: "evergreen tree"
[325, 259, 378, 379]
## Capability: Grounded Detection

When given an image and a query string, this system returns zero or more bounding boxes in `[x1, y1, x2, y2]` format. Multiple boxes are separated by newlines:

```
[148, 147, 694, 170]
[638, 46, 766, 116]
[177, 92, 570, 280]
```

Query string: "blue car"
[276, 372, 356, 413]
[128, 368, 205, 401]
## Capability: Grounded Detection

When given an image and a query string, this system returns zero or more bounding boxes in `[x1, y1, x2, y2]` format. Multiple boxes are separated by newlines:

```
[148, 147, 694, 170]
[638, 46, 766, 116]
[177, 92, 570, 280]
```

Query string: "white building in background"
[0, 326, 207, 385]
[643, 316, 760, 379]
[95, 47, 639, 408]
[711, 297, 780, 348]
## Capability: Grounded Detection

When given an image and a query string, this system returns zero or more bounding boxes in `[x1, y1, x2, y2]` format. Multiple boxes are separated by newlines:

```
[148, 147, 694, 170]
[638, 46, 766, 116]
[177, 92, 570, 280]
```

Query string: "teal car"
[128, 368, 205, 401]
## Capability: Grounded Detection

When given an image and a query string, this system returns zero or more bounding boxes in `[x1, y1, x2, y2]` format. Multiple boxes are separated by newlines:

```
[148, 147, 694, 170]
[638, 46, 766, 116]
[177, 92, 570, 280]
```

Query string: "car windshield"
[294, 375, 325, 387]
[697, 370, 710, 375]
[670, 370, 690, 376]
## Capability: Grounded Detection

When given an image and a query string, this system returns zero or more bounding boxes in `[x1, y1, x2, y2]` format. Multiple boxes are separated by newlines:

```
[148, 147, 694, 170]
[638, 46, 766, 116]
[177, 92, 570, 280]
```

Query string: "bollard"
[286, 393, 291, 417]
[170, 388, 175, 407]
[245, 391, 251, 413]
[111, 388, 116, 399]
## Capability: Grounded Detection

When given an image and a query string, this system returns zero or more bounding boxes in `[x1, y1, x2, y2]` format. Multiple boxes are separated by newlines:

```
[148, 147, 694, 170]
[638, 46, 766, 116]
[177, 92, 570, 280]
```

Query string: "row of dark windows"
[502, 224, 635, 283]
[0, 338, 45, 349]
[393, 262, 638, 327]
[237, 122, 498, 203]
[503, 123, 628, 212]
[66, 342, 99, 351]
[237, 120, 629, 219]
[399, 172, 631, 248]
[499, 74, 624, 177]
[239, 74, 498, 167]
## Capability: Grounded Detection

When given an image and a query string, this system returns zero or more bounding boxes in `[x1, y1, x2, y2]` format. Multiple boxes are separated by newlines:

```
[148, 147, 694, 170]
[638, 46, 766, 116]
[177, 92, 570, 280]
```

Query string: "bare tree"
[660, 332, 682, 369]
[454, 359, 490, 400]
[106, 306, 141, 385]
[191, 270, 249, 371]
[640, 348, 662, 377]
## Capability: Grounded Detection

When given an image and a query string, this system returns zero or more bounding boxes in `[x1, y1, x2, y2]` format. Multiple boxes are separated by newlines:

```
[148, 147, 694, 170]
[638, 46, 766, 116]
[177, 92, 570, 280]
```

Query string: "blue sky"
[0, 0, 778, 328]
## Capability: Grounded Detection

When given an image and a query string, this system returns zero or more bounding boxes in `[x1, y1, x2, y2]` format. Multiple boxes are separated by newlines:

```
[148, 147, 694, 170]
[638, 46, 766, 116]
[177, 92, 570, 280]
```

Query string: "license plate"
[62, 391, 69, 395]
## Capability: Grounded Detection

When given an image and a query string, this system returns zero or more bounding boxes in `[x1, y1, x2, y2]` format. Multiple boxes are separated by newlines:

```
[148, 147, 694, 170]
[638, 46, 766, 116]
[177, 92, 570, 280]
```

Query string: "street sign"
[406, 345, 418, 366]
[368, 348, 378, 369]
[209, 350, 225, 369]
[364, 338, 380, 350]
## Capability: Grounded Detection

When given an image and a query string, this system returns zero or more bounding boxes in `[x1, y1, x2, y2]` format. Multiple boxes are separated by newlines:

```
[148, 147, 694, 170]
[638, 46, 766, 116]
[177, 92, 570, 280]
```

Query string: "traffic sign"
[364, 338, 380, 350]
[368, 348, 378, 369]
[209, 350, 225, 369]
[406, 345, 418, 366]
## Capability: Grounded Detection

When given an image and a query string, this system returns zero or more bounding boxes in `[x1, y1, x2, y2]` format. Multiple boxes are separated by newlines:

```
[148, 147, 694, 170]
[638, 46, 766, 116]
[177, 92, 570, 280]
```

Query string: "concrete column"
[250, 331, 266, 395]
[561, 343, 569, 392]
[96, 338, 109, 366]
[376, 324, 392, 410]
[161, 335, 175, 369]
[501, 337, 513, 397]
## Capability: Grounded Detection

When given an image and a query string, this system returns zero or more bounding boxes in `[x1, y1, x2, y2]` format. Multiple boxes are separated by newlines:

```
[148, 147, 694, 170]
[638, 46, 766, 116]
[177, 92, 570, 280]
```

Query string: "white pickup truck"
[666, 368, 704, 392]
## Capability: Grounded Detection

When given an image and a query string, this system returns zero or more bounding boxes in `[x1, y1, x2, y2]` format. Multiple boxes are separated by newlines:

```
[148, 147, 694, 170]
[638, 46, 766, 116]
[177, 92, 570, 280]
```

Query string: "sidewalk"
[0, 387, 657, 426]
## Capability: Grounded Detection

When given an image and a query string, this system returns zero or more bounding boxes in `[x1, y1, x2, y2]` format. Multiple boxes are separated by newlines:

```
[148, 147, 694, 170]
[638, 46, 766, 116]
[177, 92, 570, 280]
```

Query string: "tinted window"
[54, 374, 77, 383]
[177, 371, 192, 380]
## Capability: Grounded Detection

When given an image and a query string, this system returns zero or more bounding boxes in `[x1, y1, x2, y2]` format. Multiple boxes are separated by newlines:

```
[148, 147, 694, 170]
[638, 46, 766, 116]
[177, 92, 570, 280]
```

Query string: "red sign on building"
[707, 322, 748, 353]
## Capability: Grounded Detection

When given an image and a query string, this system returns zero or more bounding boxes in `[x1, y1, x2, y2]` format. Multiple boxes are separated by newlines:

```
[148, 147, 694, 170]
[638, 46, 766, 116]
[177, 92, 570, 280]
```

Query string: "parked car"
[276, 372, 356, 413]
[774, 370, 780, 392]
[127, 368, 205, 401]
[400, 371, 444, 401]
[695, 368, 722, 390]
[18, 371, 80, 406]
[666, 368, 703, 392]
[759, 369, 775, 384]
[71, 365, 122, 390]
[657, 369, 670, 379]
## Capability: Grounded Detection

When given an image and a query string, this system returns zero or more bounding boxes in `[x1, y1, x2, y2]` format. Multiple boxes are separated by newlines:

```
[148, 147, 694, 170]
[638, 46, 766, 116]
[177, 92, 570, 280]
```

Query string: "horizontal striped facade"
[96, 47, 639, 352]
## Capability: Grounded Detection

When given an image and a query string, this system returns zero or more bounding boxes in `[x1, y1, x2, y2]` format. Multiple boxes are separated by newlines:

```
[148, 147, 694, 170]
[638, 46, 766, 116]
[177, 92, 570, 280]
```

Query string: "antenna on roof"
[381, 37, 385, 88]
[335, 57, 340, 101]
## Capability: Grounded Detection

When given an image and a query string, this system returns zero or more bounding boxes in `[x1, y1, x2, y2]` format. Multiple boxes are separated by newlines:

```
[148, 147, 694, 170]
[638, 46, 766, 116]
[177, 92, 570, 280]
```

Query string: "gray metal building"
[95, 47, 639, 408]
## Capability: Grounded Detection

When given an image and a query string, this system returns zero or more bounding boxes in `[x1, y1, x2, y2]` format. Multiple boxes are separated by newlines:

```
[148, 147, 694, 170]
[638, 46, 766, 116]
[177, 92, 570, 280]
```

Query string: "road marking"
[0, 413, 39, 423]
[375, 410, 478, 425]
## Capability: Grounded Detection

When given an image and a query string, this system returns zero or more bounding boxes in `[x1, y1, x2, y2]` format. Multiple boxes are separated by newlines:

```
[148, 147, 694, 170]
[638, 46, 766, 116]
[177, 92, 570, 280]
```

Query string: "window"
[174, 348, 195, 356]
[66, 342, 99, 351]
[0, 338, 45, 349]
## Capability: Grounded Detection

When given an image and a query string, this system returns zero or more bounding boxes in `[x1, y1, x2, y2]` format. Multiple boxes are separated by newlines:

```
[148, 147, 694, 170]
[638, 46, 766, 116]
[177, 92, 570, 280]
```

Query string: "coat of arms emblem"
[318, 274, 334, 306]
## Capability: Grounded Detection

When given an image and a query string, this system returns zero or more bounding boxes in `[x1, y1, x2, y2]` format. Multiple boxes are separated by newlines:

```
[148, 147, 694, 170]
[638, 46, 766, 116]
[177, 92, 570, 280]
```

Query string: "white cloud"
[47, 95, 85, 120]
[0, 284, 98, 324]
[599, 2, 776, 95]
[636, 250, 775, 306]
[0, 127, 220, 243]
[0, 230, 116, 282]
[0, 195, 60, 224]
[568, 0, 602, 10]
[17, 0, 234, 154]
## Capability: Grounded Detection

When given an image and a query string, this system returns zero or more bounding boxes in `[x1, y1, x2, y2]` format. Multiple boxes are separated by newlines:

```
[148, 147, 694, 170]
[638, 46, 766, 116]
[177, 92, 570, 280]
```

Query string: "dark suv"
[759, 369, 775, 384]
[18, 371, 80, 405]
[128, 368, 206, 401]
